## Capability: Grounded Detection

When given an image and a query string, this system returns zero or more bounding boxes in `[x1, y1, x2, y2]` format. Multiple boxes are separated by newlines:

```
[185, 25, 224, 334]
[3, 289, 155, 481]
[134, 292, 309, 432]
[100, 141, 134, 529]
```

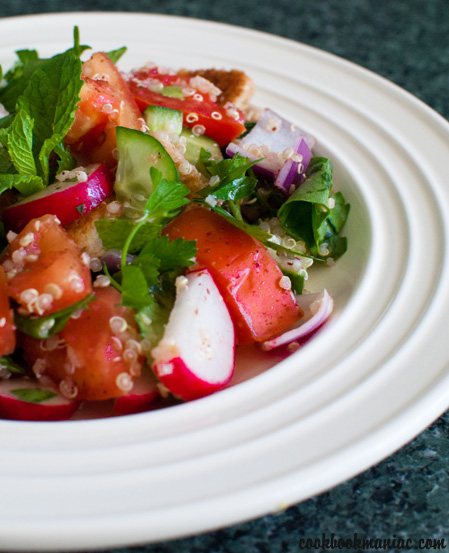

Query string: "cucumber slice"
[181, 128, 223, 168]
[115, 126, 178, 218]
[161, 86, 184, 99]
[143, 105, 183, 134]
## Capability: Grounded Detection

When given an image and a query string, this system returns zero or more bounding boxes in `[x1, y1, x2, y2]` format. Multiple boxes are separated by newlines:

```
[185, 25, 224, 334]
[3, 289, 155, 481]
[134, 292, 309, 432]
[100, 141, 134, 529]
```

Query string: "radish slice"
[2, 164, 113, 232]
[113, 370, 160, 415]
[226, 108, 315, 189]
[152, 269, 235, 401]
[261, 289, 334, 351]
[0, 379, 80, 421]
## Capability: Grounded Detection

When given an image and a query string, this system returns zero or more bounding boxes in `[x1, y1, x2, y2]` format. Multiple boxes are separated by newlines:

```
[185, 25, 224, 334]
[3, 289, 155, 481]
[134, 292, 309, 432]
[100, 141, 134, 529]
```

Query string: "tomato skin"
[128, 70, 246, 146]
[20, 287, 144, 402]
[66, 53, 142, 168]
[0, 266, 15, 356]
[64, 77, 118, 145]
[163, 207, 301, 344]
[3, 215, 92, 316]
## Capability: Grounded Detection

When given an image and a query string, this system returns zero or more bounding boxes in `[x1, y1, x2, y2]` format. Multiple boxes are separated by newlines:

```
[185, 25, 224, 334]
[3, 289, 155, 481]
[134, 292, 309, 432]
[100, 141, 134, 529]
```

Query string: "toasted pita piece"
[178, 68, 254, 111]
[65, 198, 122, 258]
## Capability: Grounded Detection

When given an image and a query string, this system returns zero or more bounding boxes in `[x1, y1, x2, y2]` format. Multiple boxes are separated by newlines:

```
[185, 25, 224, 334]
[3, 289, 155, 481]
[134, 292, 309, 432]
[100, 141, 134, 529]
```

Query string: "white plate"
[1, 12, 449, 552]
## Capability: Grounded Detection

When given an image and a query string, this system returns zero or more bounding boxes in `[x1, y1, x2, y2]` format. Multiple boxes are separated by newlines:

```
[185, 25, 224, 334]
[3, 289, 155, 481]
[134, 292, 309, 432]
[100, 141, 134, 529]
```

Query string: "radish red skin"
[113, 389, 159, 415]
[113, 371, 160, 415]
[152, 269, 236, 401]
[2, 164, 113, 233]
[154, 356, 234, 402]
[0, 389, 80, 421]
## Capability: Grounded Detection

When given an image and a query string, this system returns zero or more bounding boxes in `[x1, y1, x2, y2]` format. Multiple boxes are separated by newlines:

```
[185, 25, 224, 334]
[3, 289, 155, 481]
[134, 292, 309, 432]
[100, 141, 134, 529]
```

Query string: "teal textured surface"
[1, 2, 448, 551]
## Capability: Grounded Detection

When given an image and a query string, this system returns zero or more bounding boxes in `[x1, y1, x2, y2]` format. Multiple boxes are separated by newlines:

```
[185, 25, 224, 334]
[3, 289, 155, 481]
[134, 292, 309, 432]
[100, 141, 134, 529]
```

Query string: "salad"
[0, 29, 349, 421]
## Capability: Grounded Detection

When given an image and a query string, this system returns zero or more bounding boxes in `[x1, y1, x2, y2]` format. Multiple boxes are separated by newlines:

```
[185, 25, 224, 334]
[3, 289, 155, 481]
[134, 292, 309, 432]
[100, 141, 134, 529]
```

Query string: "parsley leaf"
[121, 265, 155, 310]
[10, 388, 56, 404]
[145, 167, 190, 222]
[15, 293, 96, 339]
[0, 355, 26, 375]
[197, 150, 259, 219]
[99, 168, 195, 315]
[95, 218, 161, 254]
[135, 298, 172, 352]
[140, 235, 197, 273]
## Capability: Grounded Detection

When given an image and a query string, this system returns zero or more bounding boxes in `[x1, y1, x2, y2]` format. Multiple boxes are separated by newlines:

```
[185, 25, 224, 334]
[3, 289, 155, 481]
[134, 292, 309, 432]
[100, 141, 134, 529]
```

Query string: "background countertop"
[1, 1, 448, 551]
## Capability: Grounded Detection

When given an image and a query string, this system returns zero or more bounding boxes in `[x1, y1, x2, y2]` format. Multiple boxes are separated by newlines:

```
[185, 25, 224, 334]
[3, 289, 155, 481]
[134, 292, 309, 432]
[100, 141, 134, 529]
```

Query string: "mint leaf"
[0, 173, 43, 196]
[5, 108, 38, 177]
[0, 147, 14, 174]
[10, 388, 56, 403]
[17, 51, 83, 185]
[95, 218, 161, 254]
[68, 26, 91, 58]
[0, 53, 47, 113]
[107, 46, 127, 64]
[0, 114, 14, 130]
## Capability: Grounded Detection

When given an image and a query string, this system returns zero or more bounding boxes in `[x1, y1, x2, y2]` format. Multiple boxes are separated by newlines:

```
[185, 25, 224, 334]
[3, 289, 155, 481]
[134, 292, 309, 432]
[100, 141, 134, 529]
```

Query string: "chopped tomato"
[20, 287, 144, 401]
[128, 69, 246, 146]
[65, 77, 119, 145]
[0, 267, 15, 356]
[66, 52, 142, 169]
[3, 214, 92, 317]
[163, 206, 302, 344]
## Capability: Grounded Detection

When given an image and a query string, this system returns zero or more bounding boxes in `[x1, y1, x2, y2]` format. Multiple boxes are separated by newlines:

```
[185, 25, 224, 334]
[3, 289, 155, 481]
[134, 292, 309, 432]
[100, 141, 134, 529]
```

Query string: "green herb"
[211, 204, 320, 261]
[95, 218, 161, 254]
[282, 270, 305, 295]
[15, 293, 96, 339]
[139, 235, 197, 273]
[76, 203, 85, 215]
[197, 150, 260, 220]
[0, 27, 85, 197]
[135, 296, 172, 352]
[10, 388, 56, 403]
[53, 141, 77, 174]
[238, 120, 257, 139]
[97, 168, 194, 315]
[277, 157, 350, 259]
[0, 355, 26, 375]
[106, 46, 127, 64]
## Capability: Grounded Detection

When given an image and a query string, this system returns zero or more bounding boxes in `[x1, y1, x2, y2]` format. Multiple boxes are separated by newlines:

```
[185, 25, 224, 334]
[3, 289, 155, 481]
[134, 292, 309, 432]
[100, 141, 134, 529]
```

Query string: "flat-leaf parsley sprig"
[95, 168, 197, 348]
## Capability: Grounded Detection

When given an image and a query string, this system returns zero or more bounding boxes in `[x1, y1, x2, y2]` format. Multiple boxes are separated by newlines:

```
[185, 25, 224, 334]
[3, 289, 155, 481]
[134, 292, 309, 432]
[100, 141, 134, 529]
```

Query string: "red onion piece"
[101, 249, 135, 274]
[261, 289, 333, 351]
[226, 108, 315, 190]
